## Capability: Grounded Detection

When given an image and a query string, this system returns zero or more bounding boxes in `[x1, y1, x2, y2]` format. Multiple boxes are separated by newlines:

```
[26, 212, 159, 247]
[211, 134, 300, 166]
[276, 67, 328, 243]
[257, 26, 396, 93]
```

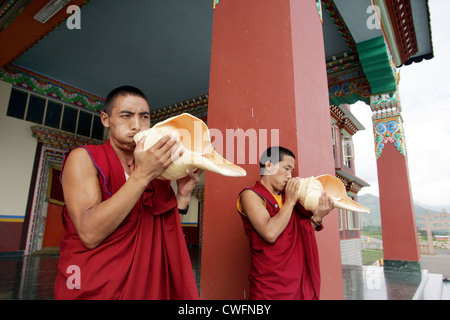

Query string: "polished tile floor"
[342, 250, 450, 300]
[0, 248, 448, 300]
[0, 247, 201, 300]
[0, 252, 59, 300]
[343, 264, 422, 300]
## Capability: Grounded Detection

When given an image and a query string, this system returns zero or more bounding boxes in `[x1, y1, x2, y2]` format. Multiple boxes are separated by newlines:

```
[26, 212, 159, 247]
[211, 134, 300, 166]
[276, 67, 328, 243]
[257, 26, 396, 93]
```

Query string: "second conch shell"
[133, 113, 247, 180]
[297, 174, 370, 213]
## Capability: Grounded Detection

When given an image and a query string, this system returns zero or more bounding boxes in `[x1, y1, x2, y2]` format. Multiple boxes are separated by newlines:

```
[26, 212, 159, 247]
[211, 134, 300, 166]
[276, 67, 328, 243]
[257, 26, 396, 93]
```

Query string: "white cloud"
[352, 0, 450, 209]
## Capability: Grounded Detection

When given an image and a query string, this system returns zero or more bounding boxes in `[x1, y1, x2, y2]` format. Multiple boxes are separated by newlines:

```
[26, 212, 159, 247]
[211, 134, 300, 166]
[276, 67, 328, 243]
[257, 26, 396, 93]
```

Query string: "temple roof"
[326, 0, 433, 67]
[324, 0, 433, 105]
[0, 0, 434, 110]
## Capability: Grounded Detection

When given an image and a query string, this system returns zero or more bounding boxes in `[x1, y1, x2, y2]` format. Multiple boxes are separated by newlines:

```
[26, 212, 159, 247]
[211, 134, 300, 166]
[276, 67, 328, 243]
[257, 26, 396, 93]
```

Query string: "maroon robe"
[237, 181, 323, 300]
[54, 140, 199, 300]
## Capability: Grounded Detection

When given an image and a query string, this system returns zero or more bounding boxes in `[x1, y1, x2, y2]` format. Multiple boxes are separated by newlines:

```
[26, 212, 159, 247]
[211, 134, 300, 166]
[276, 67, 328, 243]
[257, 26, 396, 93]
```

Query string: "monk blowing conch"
[54, 86, 200, 299]
[237, 146, 334, 300]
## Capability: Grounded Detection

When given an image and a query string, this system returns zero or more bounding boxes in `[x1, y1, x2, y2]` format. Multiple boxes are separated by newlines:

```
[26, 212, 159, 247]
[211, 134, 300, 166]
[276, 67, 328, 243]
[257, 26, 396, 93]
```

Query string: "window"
[331, 125, 337, 147]
[331, 125, 338, 164]
[341, 133, 354, 168]
[61, 106, 78, 133]
[77, 111, 92, 137]
[346, 210, 359, 230]
[338, 209, 343, 231]
[7, 88, 28, 119]
[91, 115, 104, 140]
[5, 87, 103, 140]
[26, 95, 46, 124]
[44, 101, 63, 129]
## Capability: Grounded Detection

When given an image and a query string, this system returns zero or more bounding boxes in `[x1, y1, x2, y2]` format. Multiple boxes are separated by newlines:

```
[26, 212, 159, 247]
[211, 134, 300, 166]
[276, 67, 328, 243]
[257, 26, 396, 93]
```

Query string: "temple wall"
[340, 238, 363, 265]
[0, 80, 37, 252]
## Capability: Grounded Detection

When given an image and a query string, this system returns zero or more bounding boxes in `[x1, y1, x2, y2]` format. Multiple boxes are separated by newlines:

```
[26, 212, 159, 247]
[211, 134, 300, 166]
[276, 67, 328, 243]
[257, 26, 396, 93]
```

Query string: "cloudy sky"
[351, 0, 450, 210]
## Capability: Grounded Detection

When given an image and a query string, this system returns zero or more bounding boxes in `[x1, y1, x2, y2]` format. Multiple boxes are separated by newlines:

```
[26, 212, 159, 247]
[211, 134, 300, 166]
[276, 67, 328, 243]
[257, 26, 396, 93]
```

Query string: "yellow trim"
[181, 223, 198, 227]
[272, 194, 283, 209]
[0, 218, 24, 223]
[237, 194, 246, 216]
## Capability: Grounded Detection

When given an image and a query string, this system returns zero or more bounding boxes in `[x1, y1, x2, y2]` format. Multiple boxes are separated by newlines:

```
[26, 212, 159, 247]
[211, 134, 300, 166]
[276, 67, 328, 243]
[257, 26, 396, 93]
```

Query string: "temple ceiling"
[0, 0, 433, 111]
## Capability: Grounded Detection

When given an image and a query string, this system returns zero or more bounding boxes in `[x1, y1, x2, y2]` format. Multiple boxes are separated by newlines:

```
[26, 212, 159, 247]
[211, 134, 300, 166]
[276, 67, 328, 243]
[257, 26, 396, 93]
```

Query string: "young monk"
[237, 146, 334, 300]
[54, 86, 201, 299]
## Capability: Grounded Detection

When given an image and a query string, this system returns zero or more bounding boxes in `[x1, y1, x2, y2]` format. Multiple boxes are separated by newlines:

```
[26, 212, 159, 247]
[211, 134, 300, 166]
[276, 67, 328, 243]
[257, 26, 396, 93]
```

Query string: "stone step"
[414, 271, 443, 300]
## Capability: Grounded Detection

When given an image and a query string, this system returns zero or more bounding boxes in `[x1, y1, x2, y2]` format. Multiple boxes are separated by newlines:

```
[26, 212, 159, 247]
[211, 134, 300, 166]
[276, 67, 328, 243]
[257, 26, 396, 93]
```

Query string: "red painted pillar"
[201, 0, 343, 299]
[371, 92, 421, 272]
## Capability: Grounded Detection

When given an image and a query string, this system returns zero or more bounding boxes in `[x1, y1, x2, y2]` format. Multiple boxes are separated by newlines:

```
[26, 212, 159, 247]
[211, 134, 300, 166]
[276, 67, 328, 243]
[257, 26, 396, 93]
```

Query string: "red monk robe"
[237, 181, 322, 300]
[54, 140, 199, 300]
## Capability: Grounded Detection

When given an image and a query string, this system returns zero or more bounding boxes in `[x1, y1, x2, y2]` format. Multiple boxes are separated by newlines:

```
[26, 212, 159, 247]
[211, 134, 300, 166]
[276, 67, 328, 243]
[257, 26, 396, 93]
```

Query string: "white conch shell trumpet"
[297, 174, 370, 213]
[133, 113, 247, 180]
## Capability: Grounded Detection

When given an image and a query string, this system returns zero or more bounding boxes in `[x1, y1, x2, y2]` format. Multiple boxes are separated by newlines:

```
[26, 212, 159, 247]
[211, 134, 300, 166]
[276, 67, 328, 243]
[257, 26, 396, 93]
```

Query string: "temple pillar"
[201, 0, 343, 299]
[370, 91, 421, 273]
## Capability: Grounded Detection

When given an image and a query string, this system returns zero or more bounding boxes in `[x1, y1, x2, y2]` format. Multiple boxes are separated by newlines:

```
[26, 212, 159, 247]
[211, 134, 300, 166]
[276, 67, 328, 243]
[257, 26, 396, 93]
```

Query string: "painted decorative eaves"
[0, 0, 32, 32]
[375, 0, 433, 67]
[384, 0, 418, 63]
[356, 36, 397, 95]
[327, 50, 372, 105]
[0, 63, 104, 111]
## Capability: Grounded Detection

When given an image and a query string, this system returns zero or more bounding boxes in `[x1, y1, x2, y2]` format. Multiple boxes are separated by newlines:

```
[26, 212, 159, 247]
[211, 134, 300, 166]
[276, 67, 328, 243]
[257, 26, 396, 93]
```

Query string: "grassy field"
[362, 249, 384, 265]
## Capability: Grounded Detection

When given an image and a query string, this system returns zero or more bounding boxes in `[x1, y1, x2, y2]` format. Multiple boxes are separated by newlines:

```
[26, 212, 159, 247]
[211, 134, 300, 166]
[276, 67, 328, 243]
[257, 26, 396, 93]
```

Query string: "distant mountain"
[358, 193, 443, 229]
[358, 194, 381, 227]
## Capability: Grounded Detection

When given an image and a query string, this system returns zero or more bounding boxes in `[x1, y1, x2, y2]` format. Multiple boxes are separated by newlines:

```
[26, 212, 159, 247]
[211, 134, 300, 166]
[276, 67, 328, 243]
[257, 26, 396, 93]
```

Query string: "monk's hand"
[177, 169, 203, 197]
[133, 134, 183, 183]
[176, 169, 203, 207]
[311, 191, 334, 224]
[285, 177, 301, 206]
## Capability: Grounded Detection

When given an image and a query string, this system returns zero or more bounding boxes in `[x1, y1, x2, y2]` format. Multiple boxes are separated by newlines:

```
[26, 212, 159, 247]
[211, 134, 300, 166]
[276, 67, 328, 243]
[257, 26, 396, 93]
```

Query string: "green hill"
[358, 194, 443, 231]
